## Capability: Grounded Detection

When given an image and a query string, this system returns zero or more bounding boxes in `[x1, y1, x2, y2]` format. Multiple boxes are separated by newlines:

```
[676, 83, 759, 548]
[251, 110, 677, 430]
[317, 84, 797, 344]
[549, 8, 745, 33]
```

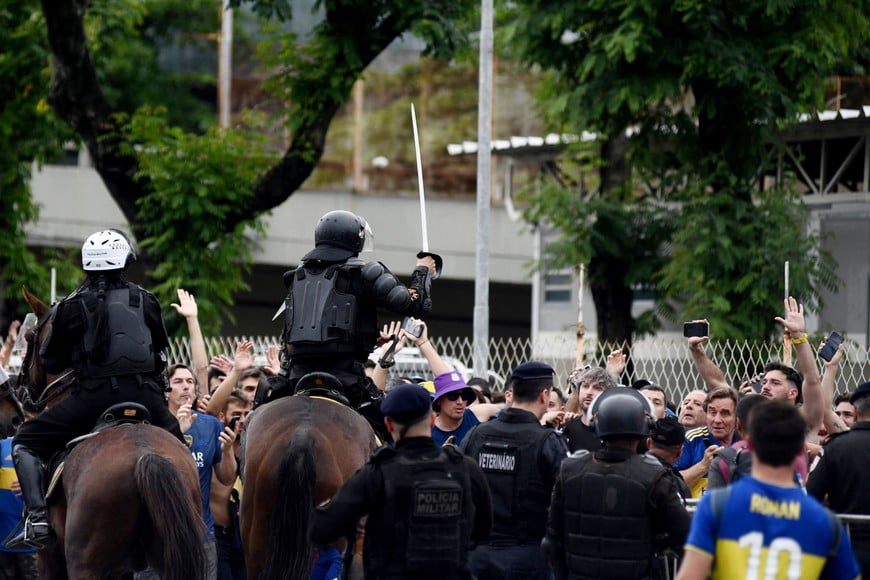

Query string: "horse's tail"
[263, 429, 316, 580]
[135, 453, 208, 580]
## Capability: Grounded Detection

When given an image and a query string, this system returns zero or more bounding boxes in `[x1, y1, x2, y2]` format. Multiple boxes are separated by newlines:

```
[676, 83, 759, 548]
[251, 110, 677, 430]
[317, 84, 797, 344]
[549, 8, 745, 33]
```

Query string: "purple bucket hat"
[433, 371, 472, 402]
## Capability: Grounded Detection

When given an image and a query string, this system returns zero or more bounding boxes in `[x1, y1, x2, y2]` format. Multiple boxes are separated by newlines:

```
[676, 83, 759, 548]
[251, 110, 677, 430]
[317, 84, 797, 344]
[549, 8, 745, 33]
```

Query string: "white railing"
[167, 335, 870, 402]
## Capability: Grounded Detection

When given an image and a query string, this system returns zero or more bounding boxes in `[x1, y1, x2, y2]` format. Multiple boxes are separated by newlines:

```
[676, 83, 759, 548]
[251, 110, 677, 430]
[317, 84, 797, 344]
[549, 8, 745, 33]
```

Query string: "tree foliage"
[121, 108, 275, 334]
[0, 1, 80, 323]
[502, 0, 867, 339]
[5, 0, 476, 334]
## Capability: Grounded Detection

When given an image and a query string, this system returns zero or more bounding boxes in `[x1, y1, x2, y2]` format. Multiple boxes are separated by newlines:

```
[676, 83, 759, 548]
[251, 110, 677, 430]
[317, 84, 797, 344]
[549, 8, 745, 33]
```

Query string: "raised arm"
[605, 350, 626, 383]
[819, 339, 849, 435]
[371, 320, 406, 391]
[687, 323, 730, 391]
[775, 297, 823, 433]
[403, 319, 451, 377]
[171, 289, 209, 393]
[205, 340, 254, 416]
[0, 320, 20, 371]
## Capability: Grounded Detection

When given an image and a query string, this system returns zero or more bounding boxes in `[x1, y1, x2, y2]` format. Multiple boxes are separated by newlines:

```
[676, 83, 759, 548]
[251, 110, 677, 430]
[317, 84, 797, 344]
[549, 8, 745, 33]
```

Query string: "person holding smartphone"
[211, 391, 251, 580]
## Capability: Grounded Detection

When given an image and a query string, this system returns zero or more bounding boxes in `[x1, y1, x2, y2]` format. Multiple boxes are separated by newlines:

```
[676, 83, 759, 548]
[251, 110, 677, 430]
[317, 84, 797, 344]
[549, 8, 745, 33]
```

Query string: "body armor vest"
[463, 415, 552, 542]
[284, 260, 377, 357]
[560, 450, 666, 579]
[79, 286, 155, 378]
[366, 446, 472, 578]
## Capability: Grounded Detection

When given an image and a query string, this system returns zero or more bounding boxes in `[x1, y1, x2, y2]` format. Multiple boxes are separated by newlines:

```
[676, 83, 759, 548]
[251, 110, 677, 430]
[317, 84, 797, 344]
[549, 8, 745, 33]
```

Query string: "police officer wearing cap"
[543, 387, 689, 580]
[460, 361, 569, 580]
[808, 381, 870, 576]
[647, 415, 692, 502]
[311, 383, 492, 580]
[270, 210, 436, 437]
[7, 229, 183, 550]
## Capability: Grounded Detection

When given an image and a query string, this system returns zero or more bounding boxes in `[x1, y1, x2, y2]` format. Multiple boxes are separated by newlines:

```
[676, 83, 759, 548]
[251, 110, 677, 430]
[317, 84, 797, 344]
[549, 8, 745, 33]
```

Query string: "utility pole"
[473, 0, 493, 381]
[218, 0, 233, 128]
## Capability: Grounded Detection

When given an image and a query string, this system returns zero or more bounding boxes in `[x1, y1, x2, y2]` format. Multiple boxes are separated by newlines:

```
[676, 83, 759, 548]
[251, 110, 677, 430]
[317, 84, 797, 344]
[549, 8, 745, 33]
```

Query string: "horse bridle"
[0, 374, 25, 424]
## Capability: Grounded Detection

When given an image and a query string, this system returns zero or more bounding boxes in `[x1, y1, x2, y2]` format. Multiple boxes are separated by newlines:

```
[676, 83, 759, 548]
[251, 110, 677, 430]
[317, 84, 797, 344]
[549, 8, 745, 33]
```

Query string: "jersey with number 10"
[685, 476, 859, 579]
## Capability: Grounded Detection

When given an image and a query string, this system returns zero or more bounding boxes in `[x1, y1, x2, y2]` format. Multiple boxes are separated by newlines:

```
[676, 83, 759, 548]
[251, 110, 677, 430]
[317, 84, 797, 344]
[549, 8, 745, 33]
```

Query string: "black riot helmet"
[316, 210, 372, 253]
[588, 387, 655, 439]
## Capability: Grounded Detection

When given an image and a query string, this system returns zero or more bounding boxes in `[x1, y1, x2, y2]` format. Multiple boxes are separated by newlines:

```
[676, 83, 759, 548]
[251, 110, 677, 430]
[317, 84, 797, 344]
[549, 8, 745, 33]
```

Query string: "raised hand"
[219, 422, 238, 452]
[819, 336, 845, 368]
[233, 340, 255, 373]
[774, 296, 806, 336]
[686, 319, 710, 349]
[177, 402, 197, 433]
[605, 350, 626, 378]
[381, 320, 405, 354]
[170, 288, 198, 320]
[209, 354, 234, 375]
[400, 317, 428, 346]
[265, 344, 281, 375]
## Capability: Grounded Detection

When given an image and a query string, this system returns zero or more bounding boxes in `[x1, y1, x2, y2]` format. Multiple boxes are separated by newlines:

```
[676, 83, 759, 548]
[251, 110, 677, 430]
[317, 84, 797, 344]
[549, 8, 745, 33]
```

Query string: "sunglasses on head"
[444, 388, 475, 403]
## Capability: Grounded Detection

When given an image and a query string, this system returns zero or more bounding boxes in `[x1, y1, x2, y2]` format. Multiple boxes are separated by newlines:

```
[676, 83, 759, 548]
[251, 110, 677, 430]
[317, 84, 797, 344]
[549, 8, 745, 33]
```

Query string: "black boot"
[4, 445, 52, 549]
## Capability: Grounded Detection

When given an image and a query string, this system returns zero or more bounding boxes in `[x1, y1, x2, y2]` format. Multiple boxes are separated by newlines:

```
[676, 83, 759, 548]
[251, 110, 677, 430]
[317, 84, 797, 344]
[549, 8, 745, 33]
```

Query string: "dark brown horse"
[242, 392, 377, 580]
[0, 370, 25, 438]
[12, 288, 207, 579]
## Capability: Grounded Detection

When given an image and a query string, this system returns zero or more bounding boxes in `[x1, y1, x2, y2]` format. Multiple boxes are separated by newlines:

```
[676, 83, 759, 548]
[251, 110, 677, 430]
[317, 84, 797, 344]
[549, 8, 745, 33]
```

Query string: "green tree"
[7, 0, 474, 333]
[0, 1, 81, 326]
[503, 0, 867, 340]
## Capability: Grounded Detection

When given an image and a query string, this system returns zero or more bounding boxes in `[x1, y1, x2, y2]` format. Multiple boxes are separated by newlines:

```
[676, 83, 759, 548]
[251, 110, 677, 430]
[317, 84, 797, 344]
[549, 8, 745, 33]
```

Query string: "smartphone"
[819, 331, 844, 362]
[749, 376, 764, 393]
[402, 317, 423, 339]
[227, 415, 241, 431]
[683, 321, 709, 338]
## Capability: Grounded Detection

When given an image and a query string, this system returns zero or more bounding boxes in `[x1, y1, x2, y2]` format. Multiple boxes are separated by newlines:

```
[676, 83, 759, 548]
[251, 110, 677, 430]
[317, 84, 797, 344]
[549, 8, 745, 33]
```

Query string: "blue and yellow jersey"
[686, 476, 860, 579]
[673, 426, 724, 498]
[0, 438, 33, 553]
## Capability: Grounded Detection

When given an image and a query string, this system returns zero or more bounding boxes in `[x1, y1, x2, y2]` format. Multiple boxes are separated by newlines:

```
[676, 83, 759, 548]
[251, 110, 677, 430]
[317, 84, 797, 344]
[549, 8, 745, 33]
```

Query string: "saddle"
[292, 372, 351, 407]
[46, 402, 152, 500]
[294, 387, 351, 407]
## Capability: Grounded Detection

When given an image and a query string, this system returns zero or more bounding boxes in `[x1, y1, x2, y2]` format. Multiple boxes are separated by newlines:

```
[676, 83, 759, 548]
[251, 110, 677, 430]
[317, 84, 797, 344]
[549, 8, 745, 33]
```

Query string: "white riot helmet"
[81, 229, 136, 271]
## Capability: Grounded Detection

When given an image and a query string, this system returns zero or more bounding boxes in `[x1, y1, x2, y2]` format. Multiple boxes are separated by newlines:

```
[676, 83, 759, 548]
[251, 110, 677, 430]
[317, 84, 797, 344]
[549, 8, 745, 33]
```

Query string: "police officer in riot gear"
[543, 387, 690, 580]
[461, 361, 569, 580]
[271, 210, 435, 432]
[6, 229, 183, 549]
[311, 383, 492, 580]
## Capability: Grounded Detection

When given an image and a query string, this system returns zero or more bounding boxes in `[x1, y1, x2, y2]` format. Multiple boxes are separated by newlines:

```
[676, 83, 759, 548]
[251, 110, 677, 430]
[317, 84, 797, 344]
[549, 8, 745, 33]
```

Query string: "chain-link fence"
[168, 335, 870, 403]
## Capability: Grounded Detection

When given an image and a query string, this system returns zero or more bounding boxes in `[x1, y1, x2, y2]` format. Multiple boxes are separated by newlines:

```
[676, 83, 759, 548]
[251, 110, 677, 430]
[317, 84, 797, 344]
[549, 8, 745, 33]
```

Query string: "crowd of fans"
[0, 224, 867, 580]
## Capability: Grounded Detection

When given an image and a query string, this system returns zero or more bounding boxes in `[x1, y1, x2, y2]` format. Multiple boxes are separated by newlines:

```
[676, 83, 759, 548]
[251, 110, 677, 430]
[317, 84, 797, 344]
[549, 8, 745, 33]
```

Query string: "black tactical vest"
[559, 450, 666, 579]
[79, 285, 155, 378]
[463, 414, 552, 542]
[366, 446, 473, 579]
[284, 260, 377, 357]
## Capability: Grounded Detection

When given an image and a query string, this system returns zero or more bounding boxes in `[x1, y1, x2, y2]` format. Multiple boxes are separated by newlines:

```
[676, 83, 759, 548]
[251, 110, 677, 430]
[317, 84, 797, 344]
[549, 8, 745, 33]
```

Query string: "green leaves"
[504, 0, 863, 340]
[124, 107, 275, 334]
[0, 1, 80, 313]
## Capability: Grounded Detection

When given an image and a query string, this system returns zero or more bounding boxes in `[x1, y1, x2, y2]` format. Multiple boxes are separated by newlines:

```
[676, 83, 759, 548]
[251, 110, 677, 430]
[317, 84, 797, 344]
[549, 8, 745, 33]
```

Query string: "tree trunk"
[38, 0, 412, 237]
[589, 135, 635, 345]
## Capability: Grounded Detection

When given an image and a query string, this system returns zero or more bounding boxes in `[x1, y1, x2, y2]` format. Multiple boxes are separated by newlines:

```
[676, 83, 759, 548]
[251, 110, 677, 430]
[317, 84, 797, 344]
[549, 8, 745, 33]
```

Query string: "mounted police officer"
[460, 361, 569, 580]
[7, 229, 183, 549]
[543, 387, 690, 580]
[269, 210, 436, 433]
[311, 383, 492, 580]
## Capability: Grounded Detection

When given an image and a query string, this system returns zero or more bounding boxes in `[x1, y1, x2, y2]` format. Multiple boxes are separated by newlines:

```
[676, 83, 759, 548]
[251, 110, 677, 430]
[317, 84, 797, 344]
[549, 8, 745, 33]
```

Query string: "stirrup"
[3, 514, 52, 550]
